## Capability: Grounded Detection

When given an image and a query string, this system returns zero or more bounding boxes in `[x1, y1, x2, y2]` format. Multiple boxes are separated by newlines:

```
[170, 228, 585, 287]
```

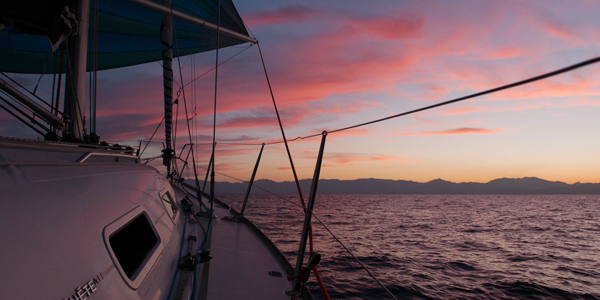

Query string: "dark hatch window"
[161, 192, 176, 219]
[109, 214, 158, 279]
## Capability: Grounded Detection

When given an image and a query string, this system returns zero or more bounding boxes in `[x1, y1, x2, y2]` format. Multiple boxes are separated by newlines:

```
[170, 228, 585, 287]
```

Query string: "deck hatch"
[109, 214, 158, 279]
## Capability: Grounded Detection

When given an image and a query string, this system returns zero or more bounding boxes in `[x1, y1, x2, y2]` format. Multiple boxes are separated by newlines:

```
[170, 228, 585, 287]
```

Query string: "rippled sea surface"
[216, 194, 600, 299]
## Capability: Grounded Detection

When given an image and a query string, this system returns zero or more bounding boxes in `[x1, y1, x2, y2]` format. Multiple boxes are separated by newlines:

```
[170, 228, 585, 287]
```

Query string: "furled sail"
[0, 0, 250, 74]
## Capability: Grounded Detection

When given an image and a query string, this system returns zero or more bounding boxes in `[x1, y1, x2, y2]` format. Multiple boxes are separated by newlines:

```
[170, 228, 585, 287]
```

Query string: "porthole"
[103, 207, 164, 289]
[109, 214, 158, 279]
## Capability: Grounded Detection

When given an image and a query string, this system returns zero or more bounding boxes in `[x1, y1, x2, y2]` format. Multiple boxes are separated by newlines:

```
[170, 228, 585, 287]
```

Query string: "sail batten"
[0, 0, 252, 74]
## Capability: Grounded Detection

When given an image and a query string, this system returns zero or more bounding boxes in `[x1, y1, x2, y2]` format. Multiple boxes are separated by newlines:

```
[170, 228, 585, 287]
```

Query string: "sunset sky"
[2, 0, 600, 184]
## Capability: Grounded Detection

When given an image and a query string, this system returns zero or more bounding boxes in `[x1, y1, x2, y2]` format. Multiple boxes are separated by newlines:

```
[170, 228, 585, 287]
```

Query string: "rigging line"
[328, 56, 600, 135]
[88, 61, 92, 132]
[173, 25, 201, 191]
[190, 209, 214, 300]
[193, 50, 198, 188]
[180, 44, 253, 89]
[50, 57, 58, 129]
[217, 55, 600, 146]
[111, 0, 162, 22]
[217, 136, 307, 146]
[208, 167, 395, 300]
[201, 147, 213, 194]
[0, 89, 59, 138]
[0, 100, 49, 138]
[190, 165, 395, 299]
[139, 116, 165, 157]
[215, 142, 265, 146]
[0, 89, 37, 116]
[0, 72, 58, 112]
[243, 18, 259, 42]
[64, 47, 87, 135]
[165, 212, 188, 300]
[53, 51, 65, 135]
[257, 42, 315, 254]
[209, 0, 222, 213]
[310, 213, 399, 300]
[192, 48, 200, 190]
[106, 0, 190, 92]
[259, 60, 329, 300]
[212, 1, 221, 158]
[103, 1, 168, 72]
[33, 51, 52, 95]
[173, 90, 180, 175]
[193, 164, 303, 210]
[93, 0, 99, 134]
[143, 156, 161, 164]
[0, 92, 55, 136]
[181, 183, 210, 211]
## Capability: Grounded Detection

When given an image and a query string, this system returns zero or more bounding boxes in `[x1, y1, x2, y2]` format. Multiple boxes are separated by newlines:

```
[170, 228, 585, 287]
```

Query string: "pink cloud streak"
[402, 127, 502, 136]
[243, 5, 321, 25]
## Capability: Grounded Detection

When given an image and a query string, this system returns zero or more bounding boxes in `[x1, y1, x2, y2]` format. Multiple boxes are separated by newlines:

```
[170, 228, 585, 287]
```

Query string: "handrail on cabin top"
[77, 152, 140, 163]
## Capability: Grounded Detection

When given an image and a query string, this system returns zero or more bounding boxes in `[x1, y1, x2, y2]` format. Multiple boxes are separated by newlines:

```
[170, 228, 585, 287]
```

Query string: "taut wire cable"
[173, 27, 201, 194]
[189, 166, 397, 300]
[217, 56, 600, 146]
[139, 116, 165, 158]
[257, 42, 330, 299]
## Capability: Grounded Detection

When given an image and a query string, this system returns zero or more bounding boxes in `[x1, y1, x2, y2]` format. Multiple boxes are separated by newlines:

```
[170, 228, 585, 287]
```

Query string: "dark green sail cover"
[0, 0, 250, 74]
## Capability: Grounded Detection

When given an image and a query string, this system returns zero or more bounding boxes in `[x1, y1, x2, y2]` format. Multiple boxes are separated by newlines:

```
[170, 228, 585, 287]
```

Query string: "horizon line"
[189, 176, 599, 185]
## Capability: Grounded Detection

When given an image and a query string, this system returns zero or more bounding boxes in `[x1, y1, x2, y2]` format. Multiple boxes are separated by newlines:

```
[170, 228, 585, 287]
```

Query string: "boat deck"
[173, 185, 293, 300]
[204, 204, 291, 299]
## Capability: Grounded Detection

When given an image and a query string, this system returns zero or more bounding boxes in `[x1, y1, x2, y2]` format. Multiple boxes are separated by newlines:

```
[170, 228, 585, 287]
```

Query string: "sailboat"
[0, 0, 320, 299]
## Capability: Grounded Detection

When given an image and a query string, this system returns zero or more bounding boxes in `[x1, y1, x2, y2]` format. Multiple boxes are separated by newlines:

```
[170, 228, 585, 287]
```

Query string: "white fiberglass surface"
[206, 205, 291, 300]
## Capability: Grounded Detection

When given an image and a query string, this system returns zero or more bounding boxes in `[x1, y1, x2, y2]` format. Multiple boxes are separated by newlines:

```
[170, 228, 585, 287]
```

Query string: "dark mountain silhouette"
[186, 177, 600, 194]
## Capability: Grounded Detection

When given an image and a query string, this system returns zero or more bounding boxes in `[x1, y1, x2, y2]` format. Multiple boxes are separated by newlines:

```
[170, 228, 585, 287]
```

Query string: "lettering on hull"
[63, 273, 104, 300]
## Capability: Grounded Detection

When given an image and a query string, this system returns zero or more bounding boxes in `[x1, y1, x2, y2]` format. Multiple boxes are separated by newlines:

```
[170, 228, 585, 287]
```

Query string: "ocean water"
[216, 194, 600, 299]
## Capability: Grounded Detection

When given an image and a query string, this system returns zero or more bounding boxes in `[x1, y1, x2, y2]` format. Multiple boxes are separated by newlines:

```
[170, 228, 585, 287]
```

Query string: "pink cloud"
[564, 97, 600, 107]
[276, 165, 314, 171]
[187, 99, 382, 138]
[275, 152, 411, 170]
[484, 46, 527, 60]
[243, 5, 321, 25]
[326, 128, 370, 139]
[214, 114, 279, 130]
[443, 107, 493, 115]
[28, 0, 600, 149]
[350, 15, 424, 41]
[401, 127, 502, 136]
[194, 161, 248, 174]
[91, 3, 526, 144]
[323, 152, 412, 164]
[489, 71, 600, 102]
[258, 127, 372, 146]
[544, 22, 575, 40]
[217, 135, 261, 142]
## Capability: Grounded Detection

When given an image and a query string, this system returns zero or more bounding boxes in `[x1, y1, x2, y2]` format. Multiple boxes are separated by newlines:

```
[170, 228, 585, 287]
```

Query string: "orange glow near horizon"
[1, 0, 600, 185]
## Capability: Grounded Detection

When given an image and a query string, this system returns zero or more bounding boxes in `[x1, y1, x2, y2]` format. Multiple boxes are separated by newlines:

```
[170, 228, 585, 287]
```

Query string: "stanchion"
[292, 131, 329, 299]
[239, 143, 265, 220]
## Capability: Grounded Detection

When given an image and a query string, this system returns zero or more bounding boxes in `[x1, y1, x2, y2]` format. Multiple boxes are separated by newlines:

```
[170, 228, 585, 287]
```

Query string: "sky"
[2, 0, 600, 184]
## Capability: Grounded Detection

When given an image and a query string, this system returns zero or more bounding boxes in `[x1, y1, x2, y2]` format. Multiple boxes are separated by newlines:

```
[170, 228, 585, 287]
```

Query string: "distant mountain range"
[187, 177, 600, 194]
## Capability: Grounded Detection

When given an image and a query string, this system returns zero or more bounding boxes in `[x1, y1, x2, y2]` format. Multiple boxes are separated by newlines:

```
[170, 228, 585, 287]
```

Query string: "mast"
[161, 0, 174, 176]
[63, 0, 90, 143]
